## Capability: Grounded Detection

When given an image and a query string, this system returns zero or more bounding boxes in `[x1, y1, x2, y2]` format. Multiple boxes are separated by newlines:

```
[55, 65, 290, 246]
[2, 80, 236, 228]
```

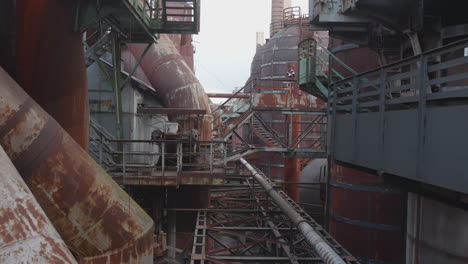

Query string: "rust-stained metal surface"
[327, 37, 405, 263]
[251, 81, 320, 109]
[261, 25, 300, 81]
[137, 107, 207, 115]
[0, 67, 154, 263]
[0, 0, 16, 76]
[114, 171, 225, 186]
[0, 145, 78, 264]
[330, 38, 381, 76]
[128, 34, 212, 141]
[16, 0, 89, 150]
[207, 93, 250, 98]
[329, 163, 405, 263]
[285, 113, 301, 202]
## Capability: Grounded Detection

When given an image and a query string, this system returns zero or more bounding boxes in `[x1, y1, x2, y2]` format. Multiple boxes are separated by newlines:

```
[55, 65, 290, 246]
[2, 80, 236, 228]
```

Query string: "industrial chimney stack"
[256, 32, 265, 48]
[271, 0, 291, 37]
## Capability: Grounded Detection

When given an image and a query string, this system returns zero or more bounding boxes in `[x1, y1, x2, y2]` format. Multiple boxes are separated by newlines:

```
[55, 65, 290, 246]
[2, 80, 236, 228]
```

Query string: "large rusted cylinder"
[0, 67, 154, 263]
[128, 35, 212, 141]
[16, 0, 89, 150]
[329, 164, 405, 263]
[0, 145, 77, 264]
[285, 114, 301, 202]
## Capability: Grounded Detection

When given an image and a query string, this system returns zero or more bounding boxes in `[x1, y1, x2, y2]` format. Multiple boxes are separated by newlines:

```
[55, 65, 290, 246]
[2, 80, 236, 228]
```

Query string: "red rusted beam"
[207, 228, 313, 251]
[207, 93, 250, 98]
[207, 240, 266, 255]
[0, 67, 154, 263]
[137, 107, 207, 115]
[0, 145, 77, 263]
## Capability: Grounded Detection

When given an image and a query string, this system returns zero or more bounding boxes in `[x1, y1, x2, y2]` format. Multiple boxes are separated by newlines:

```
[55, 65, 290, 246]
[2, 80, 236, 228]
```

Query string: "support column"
[112, 33, 123, 141]
[167, 190, 177, 259]
[285, 113, 301, 202]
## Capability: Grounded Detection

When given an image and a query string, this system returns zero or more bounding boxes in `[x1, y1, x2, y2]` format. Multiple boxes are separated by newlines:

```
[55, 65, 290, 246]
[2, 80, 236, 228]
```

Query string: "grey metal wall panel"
[383, 110, 418, 179]
[423, 105, 468, 193]
[332, 106, 468, 194]
[334, 115, 353, 161]
[355, 112, 380, 168]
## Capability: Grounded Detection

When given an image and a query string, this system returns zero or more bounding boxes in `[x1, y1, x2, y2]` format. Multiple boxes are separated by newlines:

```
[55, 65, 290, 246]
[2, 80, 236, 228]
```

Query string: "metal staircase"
[84, 32, 112, 67]
[157, 0, 200, 34]
[298, 38, 357, 101]
[251, 115, 283, 148]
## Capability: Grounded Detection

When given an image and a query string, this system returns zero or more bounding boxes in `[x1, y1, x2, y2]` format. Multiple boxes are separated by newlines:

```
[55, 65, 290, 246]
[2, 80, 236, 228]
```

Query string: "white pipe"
[240, 158, 346, 264]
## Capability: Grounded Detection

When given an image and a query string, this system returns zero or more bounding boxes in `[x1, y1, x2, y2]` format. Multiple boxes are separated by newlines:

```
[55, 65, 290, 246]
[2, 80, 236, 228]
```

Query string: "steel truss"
[190, 166, 358, 264]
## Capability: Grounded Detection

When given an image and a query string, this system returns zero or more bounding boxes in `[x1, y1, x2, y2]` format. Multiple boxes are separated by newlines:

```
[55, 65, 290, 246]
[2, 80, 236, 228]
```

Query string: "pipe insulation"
[0, 67, 154, 263]
[240, 158, 346, 264]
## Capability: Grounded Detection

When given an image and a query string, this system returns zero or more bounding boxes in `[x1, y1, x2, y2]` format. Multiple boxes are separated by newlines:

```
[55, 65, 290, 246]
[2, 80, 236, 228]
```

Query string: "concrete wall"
[406, 193, 468, 264]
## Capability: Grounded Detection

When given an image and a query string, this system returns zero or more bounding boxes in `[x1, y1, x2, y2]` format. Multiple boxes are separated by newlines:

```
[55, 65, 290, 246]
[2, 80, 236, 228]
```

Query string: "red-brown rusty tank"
[0, 145, 78, 264]
[328, 37, 405, 263]
[15, 0, 89, 150]
[0, 67, 154, 263]
[258, 24, 314, 200]
[329, 38, 382, 77]
[0, 0, 16, 76]
[128, 35, 212, 141]
[329, 164, 406, 263]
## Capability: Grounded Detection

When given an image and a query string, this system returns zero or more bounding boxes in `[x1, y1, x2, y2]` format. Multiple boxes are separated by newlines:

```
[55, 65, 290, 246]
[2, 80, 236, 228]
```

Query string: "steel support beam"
[240, 158, 346, 264]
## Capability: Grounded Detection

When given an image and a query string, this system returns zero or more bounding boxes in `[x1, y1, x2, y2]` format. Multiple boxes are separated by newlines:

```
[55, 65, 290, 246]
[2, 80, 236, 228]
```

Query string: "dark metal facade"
[329, 39, 468, 194]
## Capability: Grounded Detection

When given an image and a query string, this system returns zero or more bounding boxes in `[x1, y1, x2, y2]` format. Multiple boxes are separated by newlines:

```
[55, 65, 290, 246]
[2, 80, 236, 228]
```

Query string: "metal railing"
[329, 38, 468, 113]
[212, 79, 318, 136]
[89, 120, 227, 181]
[298, 37, 357, 100]
[126, 0, 200, 34]
[283, 6, 302, 26]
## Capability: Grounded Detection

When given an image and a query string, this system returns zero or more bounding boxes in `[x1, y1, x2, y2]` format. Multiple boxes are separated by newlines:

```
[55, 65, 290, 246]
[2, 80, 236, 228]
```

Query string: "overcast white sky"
[194, 0, 308, 96]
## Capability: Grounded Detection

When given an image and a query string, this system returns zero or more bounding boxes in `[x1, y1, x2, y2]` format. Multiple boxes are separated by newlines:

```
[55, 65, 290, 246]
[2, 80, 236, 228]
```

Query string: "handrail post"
[122, 143, 127, 179]
[223, 142, 227, 167]
[416, 55, 428, 179]
[162, 142, 165, 177]
[98, 134, 103, 166]
[210, 143, 213, 174]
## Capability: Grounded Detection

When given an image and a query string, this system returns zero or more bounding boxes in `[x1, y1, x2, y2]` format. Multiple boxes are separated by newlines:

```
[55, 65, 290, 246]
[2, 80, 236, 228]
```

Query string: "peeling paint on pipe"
[0, 145, 78, 264]
[128, 35, 212, 141]
[16, 0, 89, 150]
[0, 67, 154, 263]
[240, 158, 346, 264]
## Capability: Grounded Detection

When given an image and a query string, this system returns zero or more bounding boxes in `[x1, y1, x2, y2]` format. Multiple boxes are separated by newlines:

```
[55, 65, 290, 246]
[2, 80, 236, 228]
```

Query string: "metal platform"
[189, 163, 358, 264]
[75, 0, 200, 43]
[212, 79, 328, 161]
[328, 39, 468, 194]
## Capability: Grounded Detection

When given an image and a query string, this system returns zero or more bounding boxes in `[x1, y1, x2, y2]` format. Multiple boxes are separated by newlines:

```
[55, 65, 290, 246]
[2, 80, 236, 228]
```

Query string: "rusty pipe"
[127, 35, 212, 141]
[240, 158, 345, 264]
[0, 145, 78, 264]
[207, 93, 250, 98]
[0, 67, 154, 263]
[16, 0, 89, 150]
